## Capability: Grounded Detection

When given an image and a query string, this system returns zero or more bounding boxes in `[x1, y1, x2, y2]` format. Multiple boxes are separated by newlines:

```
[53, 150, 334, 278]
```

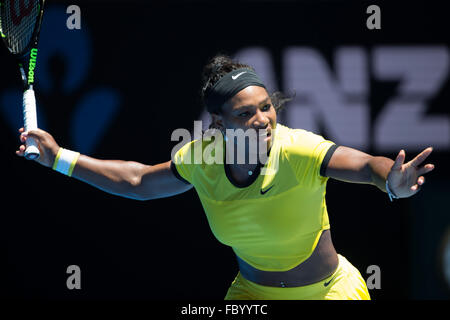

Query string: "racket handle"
[23, 89, 40, 160]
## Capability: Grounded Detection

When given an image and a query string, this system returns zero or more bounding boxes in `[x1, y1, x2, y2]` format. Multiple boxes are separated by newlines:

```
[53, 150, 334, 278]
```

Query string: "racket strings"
[0, 0, 39, 54]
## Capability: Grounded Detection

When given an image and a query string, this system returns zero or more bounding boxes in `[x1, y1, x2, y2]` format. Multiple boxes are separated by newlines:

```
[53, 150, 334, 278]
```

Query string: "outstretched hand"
[387, 147, 435, 198]
[16, 127, 60, 168]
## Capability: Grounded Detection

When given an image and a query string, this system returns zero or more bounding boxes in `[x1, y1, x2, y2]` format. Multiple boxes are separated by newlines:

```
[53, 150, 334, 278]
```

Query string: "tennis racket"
[0, 0, 45, 160]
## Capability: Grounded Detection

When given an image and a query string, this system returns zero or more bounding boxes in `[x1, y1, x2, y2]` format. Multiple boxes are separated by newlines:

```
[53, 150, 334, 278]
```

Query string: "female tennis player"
[16, 54, 435, 300]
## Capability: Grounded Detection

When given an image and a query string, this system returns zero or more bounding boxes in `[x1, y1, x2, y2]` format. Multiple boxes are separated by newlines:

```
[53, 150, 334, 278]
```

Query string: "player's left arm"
[324, 146, 435, 198]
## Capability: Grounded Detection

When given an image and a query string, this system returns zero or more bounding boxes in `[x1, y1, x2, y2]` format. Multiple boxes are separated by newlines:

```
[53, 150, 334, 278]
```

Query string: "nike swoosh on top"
[324, 274, 337, 287]
[232, 71, 247, 80]
[260, 185, 274, 195]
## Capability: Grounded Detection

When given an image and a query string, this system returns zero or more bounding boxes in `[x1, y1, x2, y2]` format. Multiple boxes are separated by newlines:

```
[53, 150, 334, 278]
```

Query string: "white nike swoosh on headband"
[232, 71, 247, 80]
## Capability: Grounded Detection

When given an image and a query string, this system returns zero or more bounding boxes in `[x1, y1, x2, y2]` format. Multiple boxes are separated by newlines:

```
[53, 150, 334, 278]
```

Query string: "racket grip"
[23, 89, 40, 160]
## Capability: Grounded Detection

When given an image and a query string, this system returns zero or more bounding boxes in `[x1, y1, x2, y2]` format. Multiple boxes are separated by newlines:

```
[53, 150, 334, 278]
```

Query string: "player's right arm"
[16, 128, 193, 200]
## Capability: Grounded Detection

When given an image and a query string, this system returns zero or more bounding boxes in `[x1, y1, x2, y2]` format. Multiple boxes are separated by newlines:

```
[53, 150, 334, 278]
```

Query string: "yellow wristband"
[52, 148, 80, 176]
[68, 152, 80, 177]
[52, 148, 63, 170]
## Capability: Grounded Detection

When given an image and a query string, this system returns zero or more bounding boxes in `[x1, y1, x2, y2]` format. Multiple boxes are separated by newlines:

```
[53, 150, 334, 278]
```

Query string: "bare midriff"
[236, 229, 339, 287]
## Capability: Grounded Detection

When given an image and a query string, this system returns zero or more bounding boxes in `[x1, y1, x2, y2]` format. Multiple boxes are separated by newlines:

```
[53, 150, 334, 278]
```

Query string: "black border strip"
[320, 144, 338, 177]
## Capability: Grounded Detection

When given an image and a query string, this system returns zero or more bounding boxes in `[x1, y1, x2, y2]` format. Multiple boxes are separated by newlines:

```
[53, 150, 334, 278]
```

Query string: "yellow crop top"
[171, 123, 337, 271]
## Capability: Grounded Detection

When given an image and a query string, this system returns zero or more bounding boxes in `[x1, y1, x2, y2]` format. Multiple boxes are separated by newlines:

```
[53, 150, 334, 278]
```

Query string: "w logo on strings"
[9, 0, 34, 26]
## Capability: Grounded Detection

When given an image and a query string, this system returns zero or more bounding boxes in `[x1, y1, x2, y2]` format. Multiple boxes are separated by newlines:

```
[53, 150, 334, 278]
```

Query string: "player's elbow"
[122, 161, 150, 200]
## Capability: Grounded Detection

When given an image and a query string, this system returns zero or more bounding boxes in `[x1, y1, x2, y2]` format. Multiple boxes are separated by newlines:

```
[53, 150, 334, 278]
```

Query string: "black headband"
[204, 68, 266, 114]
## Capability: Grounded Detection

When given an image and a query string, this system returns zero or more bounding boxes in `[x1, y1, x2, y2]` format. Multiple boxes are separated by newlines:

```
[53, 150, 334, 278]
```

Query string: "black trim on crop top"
[170, 160, 191, 185]
[320, 144, 338, 177]
[224, 161, 263, 188]
[223, 140, 273, 188]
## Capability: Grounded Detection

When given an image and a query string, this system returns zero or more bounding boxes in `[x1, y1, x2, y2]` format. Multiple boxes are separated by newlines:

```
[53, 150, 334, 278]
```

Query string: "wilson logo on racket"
[27, 48, 38, 84]
[10, 0, 34, 26]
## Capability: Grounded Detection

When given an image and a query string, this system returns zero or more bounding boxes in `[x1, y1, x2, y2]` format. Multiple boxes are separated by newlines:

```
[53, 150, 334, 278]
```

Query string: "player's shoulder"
[173, 136, 219, 165]
[276, 123, 326, 150]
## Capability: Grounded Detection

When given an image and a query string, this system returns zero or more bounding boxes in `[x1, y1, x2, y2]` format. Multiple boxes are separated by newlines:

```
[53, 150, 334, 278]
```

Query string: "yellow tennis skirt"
[224, 254, 371, 300]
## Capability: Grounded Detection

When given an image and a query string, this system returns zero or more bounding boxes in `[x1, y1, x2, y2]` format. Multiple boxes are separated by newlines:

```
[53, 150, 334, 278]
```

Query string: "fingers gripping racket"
[0, 0, 45, 160]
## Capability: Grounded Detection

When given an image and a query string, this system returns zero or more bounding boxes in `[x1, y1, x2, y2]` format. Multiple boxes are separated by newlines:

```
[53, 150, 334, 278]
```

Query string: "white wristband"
[386, 180, 399, 202]
[52, 148, 80, 177]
